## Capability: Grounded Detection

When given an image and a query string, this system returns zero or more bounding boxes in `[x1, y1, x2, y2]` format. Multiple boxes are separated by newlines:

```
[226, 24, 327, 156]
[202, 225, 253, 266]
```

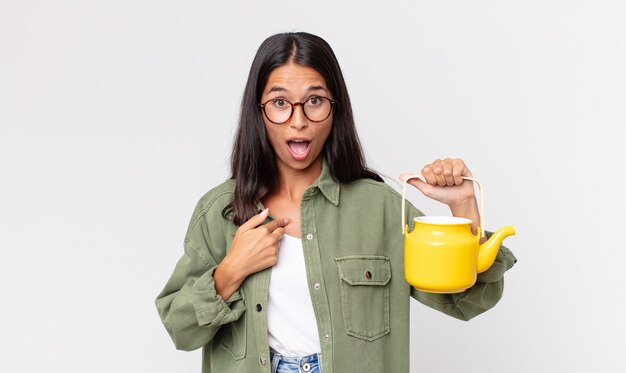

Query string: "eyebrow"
[267, 86, 287, 94]
[307, 85, 327, 92]
[266, 85, 328, 94]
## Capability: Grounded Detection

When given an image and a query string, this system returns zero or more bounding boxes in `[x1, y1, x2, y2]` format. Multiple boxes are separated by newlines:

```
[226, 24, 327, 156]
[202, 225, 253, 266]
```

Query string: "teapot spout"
[477, 226, 516, 273]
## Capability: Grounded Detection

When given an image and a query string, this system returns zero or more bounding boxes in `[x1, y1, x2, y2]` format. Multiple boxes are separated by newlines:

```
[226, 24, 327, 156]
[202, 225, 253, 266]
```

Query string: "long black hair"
[223, 32, 382, 225]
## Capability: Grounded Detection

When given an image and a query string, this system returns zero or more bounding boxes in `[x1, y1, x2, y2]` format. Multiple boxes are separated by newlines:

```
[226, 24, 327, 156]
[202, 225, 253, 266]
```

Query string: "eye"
[307, 96, 322, 106]
[271, 98, 288, 108]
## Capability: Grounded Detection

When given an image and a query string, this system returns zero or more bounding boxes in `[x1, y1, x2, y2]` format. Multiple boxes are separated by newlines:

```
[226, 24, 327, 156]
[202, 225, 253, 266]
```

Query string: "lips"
[288, 140, 309, 154]
[286, 139, 311, 161]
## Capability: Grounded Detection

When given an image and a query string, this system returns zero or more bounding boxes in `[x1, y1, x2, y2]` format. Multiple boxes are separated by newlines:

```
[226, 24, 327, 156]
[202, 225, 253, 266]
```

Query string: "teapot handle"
[401, 174, 485, 238]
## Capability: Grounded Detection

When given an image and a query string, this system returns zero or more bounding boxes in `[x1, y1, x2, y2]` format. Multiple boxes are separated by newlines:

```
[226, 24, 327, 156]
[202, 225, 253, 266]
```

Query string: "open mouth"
[288, 140, 310, 154]
[287, 139, 311, 160]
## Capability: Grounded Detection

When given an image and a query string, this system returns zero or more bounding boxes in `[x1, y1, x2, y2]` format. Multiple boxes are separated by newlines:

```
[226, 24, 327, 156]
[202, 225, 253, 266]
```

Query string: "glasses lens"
[303, 97, 332, 122]
[264, 99, 292, 124]
[262, 97, 334, 124]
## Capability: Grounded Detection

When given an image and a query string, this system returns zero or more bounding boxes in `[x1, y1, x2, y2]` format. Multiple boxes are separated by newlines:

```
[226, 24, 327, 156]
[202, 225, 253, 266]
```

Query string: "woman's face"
[260, 63, 333, 175]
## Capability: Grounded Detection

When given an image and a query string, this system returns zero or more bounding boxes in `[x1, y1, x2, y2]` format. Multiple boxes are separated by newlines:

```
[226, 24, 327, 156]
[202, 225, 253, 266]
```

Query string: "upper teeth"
[293, 140, 304, 142]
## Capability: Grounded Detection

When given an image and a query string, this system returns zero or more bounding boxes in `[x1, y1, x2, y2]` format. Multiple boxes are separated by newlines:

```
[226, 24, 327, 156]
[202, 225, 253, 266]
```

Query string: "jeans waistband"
[269, 351, 321, 373]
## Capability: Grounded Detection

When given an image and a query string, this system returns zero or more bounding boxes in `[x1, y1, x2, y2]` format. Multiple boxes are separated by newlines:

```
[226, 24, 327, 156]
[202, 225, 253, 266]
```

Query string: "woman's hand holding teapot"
[400, 158, 482, 236]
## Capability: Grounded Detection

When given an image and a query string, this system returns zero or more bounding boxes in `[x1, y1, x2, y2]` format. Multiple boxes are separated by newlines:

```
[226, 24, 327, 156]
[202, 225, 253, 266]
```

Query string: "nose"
[289, 103, 308, 130]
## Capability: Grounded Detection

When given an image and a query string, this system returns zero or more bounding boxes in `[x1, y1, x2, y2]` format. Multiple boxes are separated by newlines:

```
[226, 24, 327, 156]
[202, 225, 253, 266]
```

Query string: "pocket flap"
[335, 255, 391, 286]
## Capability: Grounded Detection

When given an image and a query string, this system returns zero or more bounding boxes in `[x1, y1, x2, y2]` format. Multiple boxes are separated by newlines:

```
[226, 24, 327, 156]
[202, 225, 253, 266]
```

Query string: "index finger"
[262, 218, 290, 233]
[237, 208, 270, 233]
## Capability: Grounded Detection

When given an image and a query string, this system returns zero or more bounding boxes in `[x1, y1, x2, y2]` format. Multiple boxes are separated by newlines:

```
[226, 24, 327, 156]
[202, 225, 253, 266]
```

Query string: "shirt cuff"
[189, 265, 245, 327]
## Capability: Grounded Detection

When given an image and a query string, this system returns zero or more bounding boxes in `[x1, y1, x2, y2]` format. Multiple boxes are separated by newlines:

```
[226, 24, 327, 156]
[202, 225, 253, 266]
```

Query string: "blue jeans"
[269, 351, 322, 373]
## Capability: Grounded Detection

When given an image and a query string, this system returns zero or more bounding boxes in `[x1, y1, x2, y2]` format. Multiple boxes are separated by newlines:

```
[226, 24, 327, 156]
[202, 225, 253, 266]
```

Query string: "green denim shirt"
[155, 161, 517, 373]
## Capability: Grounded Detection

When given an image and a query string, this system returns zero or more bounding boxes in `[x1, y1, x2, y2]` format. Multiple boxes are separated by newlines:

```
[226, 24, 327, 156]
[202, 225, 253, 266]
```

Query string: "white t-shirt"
[267, 234, 321, 356]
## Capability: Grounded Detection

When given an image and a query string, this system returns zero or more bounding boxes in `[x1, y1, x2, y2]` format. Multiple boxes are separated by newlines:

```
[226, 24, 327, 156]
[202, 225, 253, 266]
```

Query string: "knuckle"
[268, 254, 278, 265]
[262, 236, 273, 247]
[269, 234, 280, 244]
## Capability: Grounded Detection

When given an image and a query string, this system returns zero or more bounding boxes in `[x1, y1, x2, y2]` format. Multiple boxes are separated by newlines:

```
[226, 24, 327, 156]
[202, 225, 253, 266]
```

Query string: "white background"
[1, 1, 625, 372]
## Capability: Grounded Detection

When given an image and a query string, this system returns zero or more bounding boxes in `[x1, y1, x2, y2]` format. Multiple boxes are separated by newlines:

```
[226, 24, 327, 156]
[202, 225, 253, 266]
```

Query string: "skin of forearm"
[449, 196, 487, 244]
[213, 260, 245, 301]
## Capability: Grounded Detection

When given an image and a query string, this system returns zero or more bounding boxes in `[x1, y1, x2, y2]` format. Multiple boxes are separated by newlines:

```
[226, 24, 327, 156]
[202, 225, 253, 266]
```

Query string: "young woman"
[156, 32, 516, 373]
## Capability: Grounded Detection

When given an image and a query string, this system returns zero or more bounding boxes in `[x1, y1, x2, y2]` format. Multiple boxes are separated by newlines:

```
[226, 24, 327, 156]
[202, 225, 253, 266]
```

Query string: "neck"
[274, 157, 323, 202]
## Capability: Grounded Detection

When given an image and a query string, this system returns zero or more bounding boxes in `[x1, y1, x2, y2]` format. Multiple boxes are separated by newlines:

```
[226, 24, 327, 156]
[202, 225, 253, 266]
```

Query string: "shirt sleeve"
[155, 205, 246, 351]
[407, 204, 517, 321]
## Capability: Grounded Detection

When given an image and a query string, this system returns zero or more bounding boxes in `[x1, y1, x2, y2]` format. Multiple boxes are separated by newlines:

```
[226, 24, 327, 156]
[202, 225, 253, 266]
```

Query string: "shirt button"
[314, 283, 321, 289]
[306, 233, 313, 240]
[260, 357, 267, 365]
[324, 333, 330, 340]
[256, 304, 262, 312]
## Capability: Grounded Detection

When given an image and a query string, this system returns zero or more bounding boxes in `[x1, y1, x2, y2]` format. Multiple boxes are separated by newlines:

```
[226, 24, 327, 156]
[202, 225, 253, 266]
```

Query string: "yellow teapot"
[401, 174, 516, 293]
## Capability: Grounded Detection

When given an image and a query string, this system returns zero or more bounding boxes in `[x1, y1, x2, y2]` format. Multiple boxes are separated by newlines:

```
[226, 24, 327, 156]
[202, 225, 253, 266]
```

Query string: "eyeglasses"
[258, 96, 336, 124]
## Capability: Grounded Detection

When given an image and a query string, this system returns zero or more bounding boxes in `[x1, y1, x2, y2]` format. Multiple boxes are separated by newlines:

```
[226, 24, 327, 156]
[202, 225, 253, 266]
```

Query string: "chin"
[278, 153, 322, 172]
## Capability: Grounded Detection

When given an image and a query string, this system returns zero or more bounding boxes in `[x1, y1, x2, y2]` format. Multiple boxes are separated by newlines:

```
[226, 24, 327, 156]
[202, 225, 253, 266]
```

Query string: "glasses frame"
[258, 96, 337, 125]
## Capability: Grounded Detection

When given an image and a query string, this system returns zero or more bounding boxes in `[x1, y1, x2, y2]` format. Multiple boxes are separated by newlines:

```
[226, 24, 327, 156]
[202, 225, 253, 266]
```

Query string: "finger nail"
[260, 208, 269, 217]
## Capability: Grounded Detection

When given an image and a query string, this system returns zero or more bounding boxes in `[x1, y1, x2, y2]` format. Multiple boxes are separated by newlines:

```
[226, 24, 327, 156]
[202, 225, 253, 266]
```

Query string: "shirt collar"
[311, 158, 340, 206]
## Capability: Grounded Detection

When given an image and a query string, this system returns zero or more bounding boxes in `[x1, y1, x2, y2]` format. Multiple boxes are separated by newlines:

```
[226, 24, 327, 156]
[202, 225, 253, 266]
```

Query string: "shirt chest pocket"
[335, 255, 391, 341]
